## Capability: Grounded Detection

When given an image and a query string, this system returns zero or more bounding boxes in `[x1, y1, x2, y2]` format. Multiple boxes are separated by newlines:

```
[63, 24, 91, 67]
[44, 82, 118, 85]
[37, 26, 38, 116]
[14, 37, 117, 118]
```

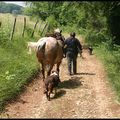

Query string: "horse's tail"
[38, 42, 46, 51]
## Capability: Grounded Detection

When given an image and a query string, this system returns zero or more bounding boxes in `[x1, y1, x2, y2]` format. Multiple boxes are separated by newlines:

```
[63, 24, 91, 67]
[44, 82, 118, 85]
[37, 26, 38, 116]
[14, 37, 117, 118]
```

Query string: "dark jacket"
[64, 37, 82, 55]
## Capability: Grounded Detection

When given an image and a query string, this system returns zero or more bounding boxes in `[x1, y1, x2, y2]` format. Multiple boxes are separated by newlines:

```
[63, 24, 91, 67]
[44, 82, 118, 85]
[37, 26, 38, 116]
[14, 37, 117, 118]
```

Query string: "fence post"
[41, 22, 48, 36]
[10, 17, 17, 41]
[22, 17, 26, 37]
[31, 19, 39, 37]
[38, 20, 43, 33]
[0, 21, 1, 27]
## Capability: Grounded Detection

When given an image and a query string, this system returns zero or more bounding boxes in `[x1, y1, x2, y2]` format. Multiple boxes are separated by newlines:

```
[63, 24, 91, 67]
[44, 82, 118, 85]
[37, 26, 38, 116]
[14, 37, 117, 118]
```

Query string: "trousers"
[66, 52, 77, 74]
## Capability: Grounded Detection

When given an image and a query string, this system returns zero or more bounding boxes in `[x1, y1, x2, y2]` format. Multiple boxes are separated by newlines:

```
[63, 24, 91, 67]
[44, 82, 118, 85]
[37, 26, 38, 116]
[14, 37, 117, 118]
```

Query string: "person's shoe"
[73, 72, 77, 75]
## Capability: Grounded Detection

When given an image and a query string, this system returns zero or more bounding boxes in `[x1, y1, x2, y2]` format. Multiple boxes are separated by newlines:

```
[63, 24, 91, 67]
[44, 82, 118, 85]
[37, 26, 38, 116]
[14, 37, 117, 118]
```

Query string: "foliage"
[46, 15, 58, 33]
[24, 1, 120, 45]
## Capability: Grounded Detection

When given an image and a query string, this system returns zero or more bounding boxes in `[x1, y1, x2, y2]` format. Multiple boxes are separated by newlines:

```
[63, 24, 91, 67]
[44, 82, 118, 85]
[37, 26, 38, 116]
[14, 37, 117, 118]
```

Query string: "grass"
[94, 43, 120, 102]
[0, 36, 39, 112]
[0, 13, 46, 112]
[0, 13, 45, 39]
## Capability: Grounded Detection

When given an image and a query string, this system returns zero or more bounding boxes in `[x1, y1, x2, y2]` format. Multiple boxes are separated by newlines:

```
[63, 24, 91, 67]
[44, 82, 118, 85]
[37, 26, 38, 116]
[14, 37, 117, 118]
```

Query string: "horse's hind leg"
[56, 62, 61, 77]
[45, 91, 50, 100]
[41, 63, 45, 80]
[47, 63, 54, 76]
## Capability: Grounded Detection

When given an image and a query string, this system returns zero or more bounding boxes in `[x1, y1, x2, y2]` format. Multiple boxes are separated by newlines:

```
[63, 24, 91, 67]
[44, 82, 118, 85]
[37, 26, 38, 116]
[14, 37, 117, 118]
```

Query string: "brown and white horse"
[36, 37, 63, 80]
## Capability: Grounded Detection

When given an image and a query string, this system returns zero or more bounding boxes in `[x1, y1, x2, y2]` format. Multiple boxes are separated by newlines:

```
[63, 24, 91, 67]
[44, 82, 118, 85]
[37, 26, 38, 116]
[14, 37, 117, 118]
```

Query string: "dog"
[43, 70, 61, 101]
[88, 46, 93, 55]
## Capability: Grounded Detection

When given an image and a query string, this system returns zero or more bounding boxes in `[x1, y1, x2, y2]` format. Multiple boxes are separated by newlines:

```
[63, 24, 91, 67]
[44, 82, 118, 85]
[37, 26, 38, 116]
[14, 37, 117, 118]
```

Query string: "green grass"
[0, 13, 45, 112]
[94, 43, 120, 101]
[0, 13, 45, 39]
[0, 36, 39, 112]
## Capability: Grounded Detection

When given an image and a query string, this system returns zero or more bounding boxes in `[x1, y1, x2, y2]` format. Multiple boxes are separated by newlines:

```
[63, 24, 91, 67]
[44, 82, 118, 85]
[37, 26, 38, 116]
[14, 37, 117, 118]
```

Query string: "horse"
[36, 37, 63, 80]
[27, 42, 38, 54]
[27, 37, 50, 54]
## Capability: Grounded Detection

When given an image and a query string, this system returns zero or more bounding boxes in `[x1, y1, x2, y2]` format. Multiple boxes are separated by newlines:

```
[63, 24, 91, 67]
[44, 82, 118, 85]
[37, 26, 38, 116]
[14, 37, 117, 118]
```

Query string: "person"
[64, 32, 82, 75]
[88, 46, 93, 55]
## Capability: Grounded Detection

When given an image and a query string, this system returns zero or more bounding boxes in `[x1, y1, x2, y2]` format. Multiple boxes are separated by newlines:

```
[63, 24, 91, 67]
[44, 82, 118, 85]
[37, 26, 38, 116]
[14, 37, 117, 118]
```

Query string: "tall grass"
[0, 13, 45, 112]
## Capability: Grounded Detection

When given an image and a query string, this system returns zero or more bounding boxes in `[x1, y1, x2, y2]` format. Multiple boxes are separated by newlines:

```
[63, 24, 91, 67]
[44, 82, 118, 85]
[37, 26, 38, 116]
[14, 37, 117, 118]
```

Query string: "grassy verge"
[0, 13, 44, 112]
[94, 43, 120, 101]
[0, 36, 39, 112]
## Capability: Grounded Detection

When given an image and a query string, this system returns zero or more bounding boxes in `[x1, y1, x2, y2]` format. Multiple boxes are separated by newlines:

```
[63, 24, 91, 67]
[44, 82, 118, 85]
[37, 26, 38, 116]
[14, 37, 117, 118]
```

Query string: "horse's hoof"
[47, 98, 50, 101]
[43, 90, 47, 94]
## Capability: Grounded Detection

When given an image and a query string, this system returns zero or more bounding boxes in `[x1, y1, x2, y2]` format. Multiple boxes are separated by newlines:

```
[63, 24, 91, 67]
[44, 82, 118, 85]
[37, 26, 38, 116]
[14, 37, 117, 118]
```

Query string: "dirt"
[1, 36, 120, 118]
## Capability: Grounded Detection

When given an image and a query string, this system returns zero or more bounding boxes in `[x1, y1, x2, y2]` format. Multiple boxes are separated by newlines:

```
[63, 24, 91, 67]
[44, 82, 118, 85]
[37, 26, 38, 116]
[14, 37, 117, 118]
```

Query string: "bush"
[46, 15, 58, 33]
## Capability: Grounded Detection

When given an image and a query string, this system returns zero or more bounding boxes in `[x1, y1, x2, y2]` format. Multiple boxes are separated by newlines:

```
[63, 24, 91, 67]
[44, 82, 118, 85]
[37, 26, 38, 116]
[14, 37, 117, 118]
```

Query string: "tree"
[24, 1, 120, 45]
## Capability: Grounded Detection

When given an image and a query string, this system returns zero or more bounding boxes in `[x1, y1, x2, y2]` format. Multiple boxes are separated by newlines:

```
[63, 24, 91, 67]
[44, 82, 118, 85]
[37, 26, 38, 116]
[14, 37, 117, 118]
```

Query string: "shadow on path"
[76, 72, 95, 76]
[59, 76, 83, 89]
[53, 90, 66, 100]
[52, 76, 83, 100]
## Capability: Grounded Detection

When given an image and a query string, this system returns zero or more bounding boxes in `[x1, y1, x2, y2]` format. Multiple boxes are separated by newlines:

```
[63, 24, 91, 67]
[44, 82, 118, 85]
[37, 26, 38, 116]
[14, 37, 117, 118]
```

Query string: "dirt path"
[1, 37, 120, 118]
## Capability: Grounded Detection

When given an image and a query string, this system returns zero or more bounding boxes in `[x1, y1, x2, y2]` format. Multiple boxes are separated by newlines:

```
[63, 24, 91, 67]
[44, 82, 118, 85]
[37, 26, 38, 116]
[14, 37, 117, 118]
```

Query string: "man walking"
[64, 32, 82, 75]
